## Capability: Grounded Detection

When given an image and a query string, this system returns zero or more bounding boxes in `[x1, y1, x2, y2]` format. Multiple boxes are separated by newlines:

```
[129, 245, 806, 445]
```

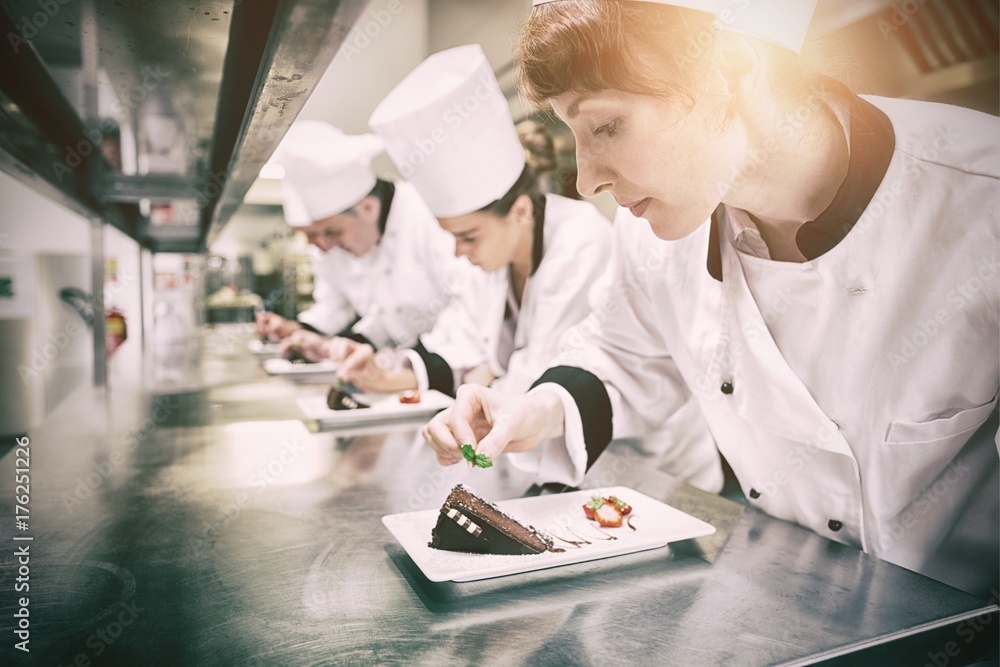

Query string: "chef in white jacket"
[334, 44, 607, 398]
[423, 0, 999, 599]
[256, 121, 470, 355]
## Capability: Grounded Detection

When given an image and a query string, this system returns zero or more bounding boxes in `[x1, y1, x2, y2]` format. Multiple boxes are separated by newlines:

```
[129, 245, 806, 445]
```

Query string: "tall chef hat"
[369, 44, 525, 219]
[280, 184, 311, 228]
[273, 120, 384, 225]
[532, 0, 818, 53]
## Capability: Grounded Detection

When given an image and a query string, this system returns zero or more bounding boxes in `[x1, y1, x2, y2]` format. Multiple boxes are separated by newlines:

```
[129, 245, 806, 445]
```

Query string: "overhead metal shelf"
[0, 0, 370, 254]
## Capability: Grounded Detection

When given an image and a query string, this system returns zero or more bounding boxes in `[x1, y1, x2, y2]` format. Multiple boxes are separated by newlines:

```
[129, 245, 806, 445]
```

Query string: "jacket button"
[828, 520, 843, 532]
[720, 381, 734, 395]
[748, 488, 760, 500]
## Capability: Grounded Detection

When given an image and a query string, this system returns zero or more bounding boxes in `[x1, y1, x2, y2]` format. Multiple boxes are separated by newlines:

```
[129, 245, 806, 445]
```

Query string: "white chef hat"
[273, 120, 384, 224]
[280, 182, 311, 228]
[532, 0, 818, 53]
[368, 44, 525, 218]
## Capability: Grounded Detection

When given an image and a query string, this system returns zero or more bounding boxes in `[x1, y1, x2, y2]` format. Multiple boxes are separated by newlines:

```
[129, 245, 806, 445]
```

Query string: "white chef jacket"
[516, 93, 1000, 598]
[407, 194, 612, 395]
[297, 181, 472, 348]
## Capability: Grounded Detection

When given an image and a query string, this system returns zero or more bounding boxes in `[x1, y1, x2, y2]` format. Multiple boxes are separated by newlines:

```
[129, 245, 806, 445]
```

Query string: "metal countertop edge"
[776, 603, 1000, 666]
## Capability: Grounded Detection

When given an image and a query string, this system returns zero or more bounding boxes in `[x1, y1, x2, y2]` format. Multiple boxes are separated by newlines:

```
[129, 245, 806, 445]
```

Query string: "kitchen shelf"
[0, 0, 370, 253]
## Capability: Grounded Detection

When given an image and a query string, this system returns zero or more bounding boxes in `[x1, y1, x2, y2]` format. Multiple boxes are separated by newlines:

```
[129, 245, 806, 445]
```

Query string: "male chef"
[256, 121, 471, 358]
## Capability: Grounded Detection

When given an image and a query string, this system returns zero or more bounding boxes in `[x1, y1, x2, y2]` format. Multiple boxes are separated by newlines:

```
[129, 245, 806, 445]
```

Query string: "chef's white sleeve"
[297, 259, 357, 337]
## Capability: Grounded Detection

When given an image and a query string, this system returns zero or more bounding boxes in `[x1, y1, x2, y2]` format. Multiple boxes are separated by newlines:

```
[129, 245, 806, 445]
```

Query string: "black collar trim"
[530, 193, 547, 276]
[706, 85, 895, 281]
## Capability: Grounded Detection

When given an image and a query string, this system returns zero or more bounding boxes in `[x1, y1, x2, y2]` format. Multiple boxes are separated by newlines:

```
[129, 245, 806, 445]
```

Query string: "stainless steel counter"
[1, 326, 997, 666]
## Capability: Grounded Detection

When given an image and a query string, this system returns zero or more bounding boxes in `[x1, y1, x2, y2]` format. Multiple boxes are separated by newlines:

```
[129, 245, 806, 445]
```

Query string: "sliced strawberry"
[605, 496, 632, 515]
[399, 390, 421, 405]
[594, 503, 623, 528]
[582, 496, 605, 520]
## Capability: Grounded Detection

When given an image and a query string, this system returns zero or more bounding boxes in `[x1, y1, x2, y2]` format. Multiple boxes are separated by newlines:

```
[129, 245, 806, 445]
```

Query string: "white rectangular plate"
[248, 340, 283, 358]
[382, 486, 715, 582]
[263, 357, 340, 378]
[297, 390, 453, 428]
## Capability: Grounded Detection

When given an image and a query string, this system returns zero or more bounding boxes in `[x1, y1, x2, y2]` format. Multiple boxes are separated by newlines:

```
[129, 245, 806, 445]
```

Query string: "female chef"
[422, 0, 999, 599]
[321, 44, 723, 493]
[255, 121, 470, 357]
[338, 43, 610, 399]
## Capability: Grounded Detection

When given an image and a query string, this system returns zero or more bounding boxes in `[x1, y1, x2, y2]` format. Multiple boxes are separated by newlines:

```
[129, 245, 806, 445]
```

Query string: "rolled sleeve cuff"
[352, 315, 391, 350]
[506, 383, 589, 487]
[530, 366, 613, 468]
[409, 341, 456, 396]
[401, 350, 430, 392]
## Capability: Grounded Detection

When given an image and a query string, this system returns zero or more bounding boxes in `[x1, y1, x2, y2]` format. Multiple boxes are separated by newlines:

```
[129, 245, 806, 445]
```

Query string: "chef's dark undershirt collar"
[375, 179, 395, 236]
[707, 81, 896, 281]
[530, 193, 547, 276]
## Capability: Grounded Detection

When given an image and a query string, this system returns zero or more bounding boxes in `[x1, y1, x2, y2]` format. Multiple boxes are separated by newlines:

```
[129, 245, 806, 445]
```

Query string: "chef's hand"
[277, 329, 329, 362]
[336, 342, 418, 393]
[421, 385, 565, 466]
[461, 362, 497, 388]
[255, 312, 301, 342]
[321, 336, 362, 363]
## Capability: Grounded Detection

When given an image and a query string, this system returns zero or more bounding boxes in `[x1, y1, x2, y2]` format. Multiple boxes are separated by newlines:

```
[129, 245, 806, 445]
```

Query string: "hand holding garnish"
[461, 444, 493, 469]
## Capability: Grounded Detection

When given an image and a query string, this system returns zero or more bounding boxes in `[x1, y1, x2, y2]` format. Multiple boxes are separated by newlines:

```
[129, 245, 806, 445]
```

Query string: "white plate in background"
[263, 358, 340, 378]
[248, 339, 283, 359]
[382, 486, 715, 582]
[297, 389, 453, 428]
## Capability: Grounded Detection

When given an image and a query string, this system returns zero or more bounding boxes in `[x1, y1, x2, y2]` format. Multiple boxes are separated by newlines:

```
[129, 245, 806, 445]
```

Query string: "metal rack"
[0, 0, 370, 255]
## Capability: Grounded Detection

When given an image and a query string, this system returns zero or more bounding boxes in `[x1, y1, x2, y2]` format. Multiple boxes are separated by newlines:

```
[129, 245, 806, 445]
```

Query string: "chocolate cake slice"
[429, 484, 555, 555]
[326, 386, 369, 410]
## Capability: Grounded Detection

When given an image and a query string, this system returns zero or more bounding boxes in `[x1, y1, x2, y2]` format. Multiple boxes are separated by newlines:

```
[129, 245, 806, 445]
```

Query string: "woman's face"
[438, 209, 522, 272]
[551, 87, 746, 240]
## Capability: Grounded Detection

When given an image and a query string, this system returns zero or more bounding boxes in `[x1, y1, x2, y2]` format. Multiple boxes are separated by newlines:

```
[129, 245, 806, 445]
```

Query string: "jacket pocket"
[886, 398, 998, 444]
[873, 398, 997, 521]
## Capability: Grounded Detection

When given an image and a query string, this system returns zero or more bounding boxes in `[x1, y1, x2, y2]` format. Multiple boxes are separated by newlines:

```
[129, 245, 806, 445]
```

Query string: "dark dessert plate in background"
[382, 486, 715, 582]
[248, 339, 283, 359]
[263, 358, 340, 379]
[297, 390, 453, 429]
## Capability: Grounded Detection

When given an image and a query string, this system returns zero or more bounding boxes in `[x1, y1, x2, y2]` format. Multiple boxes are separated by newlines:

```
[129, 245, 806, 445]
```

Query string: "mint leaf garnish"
[461, 444, 493, 469]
